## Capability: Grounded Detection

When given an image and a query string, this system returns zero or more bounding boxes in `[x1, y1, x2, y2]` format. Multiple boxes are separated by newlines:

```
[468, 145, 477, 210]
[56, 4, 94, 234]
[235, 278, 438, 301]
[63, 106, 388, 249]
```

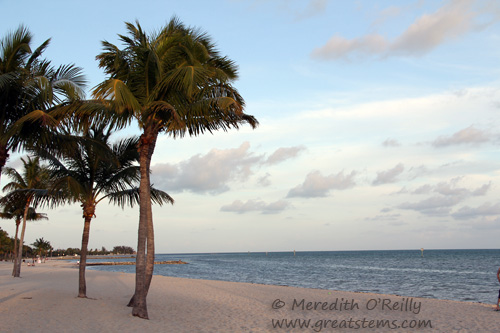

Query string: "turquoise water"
[88, 249, 500, 304]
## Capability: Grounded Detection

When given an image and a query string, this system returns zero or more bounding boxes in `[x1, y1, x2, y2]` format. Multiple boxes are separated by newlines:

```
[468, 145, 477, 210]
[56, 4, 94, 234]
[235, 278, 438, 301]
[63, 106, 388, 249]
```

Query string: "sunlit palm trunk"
[78, 204, 95, 298]
[11, 219, 20, 275]
[145, 135, 157, 293]
[14, 198, 31, 277]
[131, 131, 157, 319]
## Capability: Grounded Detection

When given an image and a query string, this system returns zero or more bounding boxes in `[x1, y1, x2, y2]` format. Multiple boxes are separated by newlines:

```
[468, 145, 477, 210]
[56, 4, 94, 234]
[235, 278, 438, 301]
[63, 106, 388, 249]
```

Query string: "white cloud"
[150, 143, 311, 194]
[408, 178, 490, 196]
[398, 195, 463, 216]
[266, 146, 306, 164]
[220, 199, 290, 214]
[257, 173, 272, 187]
[431, 125, 492, 147]
[311, 34, 388, 60]
[397, 179, 492, 216]
[382, 138, 401, 147]
[372, 163, 405, 185]
[451, 202, 500, 219]
[390, 0, 476, 56]
[287, 170, 357, 198]
[365, 213, 402, 222]
[408, 165, 430, 180]
[311, 0, 500, 60]
[472, 182, 492, 196]
[151, 142, 263, 194]
[412, 184, 433, 194]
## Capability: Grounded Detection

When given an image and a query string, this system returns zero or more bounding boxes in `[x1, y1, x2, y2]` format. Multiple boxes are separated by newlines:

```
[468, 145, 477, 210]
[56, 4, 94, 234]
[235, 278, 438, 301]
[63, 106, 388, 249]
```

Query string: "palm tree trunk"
[79, 204, 95, 298]
[0, 143, 9, 184]
[131, 132, 157, 319]
[12, 218, 20, 276]
[14, 198, 31, 278]
[144, 134, 157, 293]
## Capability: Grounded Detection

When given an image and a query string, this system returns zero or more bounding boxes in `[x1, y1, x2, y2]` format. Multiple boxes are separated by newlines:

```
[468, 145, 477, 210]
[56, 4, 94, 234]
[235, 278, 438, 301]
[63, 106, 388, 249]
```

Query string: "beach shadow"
[0, 287, 37, 304]
[75, 296, 98, 300]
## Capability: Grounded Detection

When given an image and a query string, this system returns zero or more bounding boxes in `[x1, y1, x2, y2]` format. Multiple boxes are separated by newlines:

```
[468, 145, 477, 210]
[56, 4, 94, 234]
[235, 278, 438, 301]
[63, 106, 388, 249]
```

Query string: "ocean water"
[87, 249, 500, 304]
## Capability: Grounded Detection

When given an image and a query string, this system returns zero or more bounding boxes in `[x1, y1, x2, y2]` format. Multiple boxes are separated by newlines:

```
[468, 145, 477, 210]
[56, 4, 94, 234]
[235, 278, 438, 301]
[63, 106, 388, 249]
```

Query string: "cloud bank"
[397, 178, 492, 216]
[311, 0, 500, 60]
[220, 199, 290, 214]
[151, 143, 307, 194]
[151, 142, 263, 194]
[432, 126, 492, 147]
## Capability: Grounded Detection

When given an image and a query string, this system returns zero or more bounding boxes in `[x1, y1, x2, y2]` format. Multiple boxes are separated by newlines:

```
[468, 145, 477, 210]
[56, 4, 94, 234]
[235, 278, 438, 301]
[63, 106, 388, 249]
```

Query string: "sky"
[2, 0, 500, 253]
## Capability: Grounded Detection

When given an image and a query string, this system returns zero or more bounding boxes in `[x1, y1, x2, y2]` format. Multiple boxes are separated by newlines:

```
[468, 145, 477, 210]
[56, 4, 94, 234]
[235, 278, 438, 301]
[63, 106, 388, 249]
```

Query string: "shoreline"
[1, 260, 499, 332]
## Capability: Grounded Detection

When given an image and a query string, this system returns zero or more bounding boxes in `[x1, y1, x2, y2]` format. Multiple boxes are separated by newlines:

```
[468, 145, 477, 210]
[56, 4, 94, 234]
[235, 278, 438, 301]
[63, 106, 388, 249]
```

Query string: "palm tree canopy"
[92, 18, 258, 138]
[0, 198, 48, 222]
[1, 156, 64, 209]
[0, 25, 87, 152]
[32, 237, 52, 254]
[34, 123, 173, 212]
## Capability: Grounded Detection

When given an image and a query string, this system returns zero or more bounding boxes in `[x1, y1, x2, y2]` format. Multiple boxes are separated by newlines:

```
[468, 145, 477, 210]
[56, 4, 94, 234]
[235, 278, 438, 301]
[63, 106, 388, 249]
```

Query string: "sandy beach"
[1, 260, 499, 332]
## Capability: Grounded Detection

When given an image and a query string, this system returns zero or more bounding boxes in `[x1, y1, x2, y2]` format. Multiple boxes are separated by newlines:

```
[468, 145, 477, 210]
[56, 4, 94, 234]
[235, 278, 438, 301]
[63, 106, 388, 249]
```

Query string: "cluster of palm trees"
[0, 228, 50, 259]
[0, 18, 257, 319]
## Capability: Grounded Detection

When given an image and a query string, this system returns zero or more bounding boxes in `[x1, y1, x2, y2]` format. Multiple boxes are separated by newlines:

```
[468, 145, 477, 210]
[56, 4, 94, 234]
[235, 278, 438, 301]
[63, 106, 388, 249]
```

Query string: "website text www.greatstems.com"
[271, 318, 432, 331]
[270, 298, 432, 331]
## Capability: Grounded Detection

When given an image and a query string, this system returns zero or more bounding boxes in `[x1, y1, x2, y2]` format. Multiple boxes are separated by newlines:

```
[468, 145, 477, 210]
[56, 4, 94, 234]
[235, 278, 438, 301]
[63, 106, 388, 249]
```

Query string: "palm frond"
[2, 167, 26, 190]
[1, 25, 32, 72]
[26, 38, 50, 67]
[105, 186, 174, 209]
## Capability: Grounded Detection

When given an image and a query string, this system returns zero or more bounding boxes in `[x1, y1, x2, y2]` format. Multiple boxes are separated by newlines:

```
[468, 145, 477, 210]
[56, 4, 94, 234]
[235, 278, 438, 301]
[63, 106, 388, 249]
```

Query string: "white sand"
[1, 260, 499, 332]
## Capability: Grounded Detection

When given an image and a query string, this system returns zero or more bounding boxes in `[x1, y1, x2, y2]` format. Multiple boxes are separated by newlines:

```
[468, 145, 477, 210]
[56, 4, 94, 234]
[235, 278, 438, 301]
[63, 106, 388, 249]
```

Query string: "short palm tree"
[0, 25, 86, 182]
[31, 237, 52, 257]
[0, 198, 47, 275]
[93, 18, 258, 319]
[1, 156, 57, 277]
[36, 123, 173, 298]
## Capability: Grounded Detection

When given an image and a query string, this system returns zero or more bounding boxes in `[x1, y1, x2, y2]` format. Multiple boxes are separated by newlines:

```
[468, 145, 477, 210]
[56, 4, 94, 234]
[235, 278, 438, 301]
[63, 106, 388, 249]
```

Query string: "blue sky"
[2, 0, 500, 253]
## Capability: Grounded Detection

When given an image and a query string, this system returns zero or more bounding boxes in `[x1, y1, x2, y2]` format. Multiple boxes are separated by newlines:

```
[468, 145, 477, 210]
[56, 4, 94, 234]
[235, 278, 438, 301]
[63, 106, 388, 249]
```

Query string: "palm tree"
[36, 123, 173, 298]
[0, 197, 47, 273]
[93, 19, 258, 318]
[1, 156, 58, 277]
[0, 25, 86, 182]
[31, 237, 52, 257]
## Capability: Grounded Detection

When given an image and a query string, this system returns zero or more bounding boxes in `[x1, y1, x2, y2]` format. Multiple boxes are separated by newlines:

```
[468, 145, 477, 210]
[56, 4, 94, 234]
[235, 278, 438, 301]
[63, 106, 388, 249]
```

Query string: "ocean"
[87, 249, 500, 304]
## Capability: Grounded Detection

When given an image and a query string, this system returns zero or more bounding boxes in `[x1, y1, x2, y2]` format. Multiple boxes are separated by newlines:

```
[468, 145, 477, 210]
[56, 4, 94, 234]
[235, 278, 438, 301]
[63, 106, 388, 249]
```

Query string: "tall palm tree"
[0, 198, 47, 274]
[36, 123, 173, 298]
[1, 156, 58, 277]
[0, 25, 86, 181]
[93, 18, 258, 319]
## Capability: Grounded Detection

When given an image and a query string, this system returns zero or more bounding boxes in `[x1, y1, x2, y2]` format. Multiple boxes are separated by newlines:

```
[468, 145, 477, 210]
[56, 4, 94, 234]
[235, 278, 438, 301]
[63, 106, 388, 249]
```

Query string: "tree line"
[0, 228, 134, 259]
[0, 17, 257, 319]
[52, 245, 135, 256]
